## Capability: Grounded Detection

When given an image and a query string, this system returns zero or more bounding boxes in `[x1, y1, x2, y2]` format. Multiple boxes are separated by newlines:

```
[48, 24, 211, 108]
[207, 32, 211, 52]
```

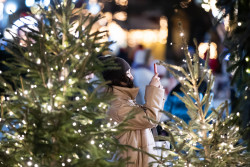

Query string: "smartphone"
[154, 63, 157, 74]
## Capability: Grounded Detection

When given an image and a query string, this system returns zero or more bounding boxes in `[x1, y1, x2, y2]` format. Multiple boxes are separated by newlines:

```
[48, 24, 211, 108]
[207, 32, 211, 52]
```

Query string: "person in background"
[100, 56, 165, 167]
[132, 49, 154, 104]
[164, 79, 213, 123]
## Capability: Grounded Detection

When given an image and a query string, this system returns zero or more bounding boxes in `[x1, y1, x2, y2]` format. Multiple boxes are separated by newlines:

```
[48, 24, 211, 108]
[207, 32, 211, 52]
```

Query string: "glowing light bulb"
[75, 55, 80, 59]
[27, 161, 32, 166]
[36, 59, 41, 64]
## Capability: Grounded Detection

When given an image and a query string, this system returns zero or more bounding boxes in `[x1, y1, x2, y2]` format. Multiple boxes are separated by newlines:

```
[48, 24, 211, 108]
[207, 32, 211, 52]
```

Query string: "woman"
[101, 56, 165, 167]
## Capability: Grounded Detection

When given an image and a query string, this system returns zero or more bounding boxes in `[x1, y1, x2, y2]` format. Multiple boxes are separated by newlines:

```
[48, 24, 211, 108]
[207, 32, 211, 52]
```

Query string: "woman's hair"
[107, 74, 134, 88]
[99, 56, 134, 89]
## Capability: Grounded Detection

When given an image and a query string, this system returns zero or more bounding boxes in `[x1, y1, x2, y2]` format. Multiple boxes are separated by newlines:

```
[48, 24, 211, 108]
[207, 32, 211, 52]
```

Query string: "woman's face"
[126, 69, 134, 81]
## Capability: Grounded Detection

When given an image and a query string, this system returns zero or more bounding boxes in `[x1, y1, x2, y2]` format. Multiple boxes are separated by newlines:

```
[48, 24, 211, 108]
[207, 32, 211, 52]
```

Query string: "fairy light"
[47, 105, 52, 111]
[90, 140, 95, 144]
[107, 150, 110, 153]
[36, 59, 41, 64]
[9, 111, 14, 116]
[73, 69, 76, 73]
[82, 106, 87, 110]
[24, 90, 28, 95]
[47, 82, 53, 88]
[73, 122, 76, 126]
[78, 129, 81, 133]
[246, 68, 250, 74]
[34, 164, 39, 167]
[86, 155, 90, 159]
[180, 32, 184, 37]
[55, 19, 58, 22]
[107, 123, 111, 127]
[238, 22, 242, 26]
[27, 161, 32, 166]
[75, 55, 80, 59]
[246, 57, 249, 62]
[75, 96, 80, 101]
[236, 112, 240, 116]
[62, 163, 65, 166]
[85, 52, 89, 56]
[95, 48, 100, 52]
[60, 76, 65, 81]
[67, 159, 71, 162]
[81, 43, 85, 46]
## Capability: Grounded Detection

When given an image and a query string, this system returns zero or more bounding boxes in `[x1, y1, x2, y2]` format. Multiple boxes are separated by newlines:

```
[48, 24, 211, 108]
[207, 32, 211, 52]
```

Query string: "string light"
[238, 22, 242, 26]
[246, 68, 250, 74]
[95, 48, 100, 52]
[75, 55, 80, 59]
[27, 161, 32, 166]
[60, 76, 65, 81]
[36, 59, 41, 64]
[90, 140, 95, 144]
[47, 105, 52, 111]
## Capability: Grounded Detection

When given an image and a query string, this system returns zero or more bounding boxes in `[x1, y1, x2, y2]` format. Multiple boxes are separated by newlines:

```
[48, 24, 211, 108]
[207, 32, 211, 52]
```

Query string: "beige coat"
[107, 85, 165, 167]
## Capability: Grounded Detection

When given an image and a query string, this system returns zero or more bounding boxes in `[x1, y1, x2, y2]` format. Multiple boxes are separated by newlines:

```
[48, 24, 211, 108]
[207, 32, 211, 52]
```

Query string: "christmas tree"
[148, 23, 250, 166]
[216, 0, 250, 150]
[0, 0, 126, 166]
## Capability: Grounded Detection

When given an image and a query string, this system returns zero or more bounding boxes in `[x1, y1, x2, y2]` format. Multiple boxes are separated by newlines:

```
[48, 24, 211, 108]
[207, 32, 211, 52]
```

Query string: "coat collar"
[112, 86, 139, 100]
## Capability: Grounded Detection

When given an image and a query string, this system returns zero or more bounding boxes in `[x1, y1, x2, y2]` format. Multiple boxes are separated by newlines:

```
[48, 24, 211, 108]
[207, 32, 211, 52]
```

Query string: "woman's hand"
[149, 73, 163, 89]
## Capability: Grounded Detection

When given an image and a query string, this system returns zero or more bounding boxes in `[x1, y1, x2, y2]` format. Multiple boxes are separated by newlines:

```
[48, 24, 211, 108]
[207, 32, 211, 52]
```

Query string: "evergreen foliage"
[0, 1, 125, 166]
[216, 0, 250, 150]
[150, 23, 250, 167]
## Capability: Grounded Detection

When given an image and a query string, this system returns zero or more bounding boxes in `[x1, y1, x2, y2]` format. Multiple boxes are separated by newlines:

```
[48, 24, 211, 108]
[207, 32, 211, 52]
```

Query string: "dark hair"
[108, 73, 134, 88]
[99, 56, 134, 89]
